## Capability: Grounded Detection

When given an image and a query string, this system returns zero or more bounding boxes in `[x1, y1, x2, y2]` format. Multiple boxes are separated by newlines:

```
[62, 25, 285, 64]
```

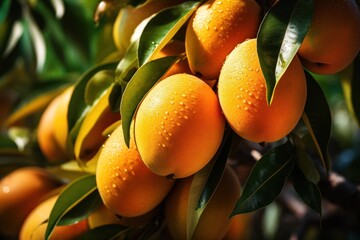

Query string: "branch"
[318, 171, 360, 219]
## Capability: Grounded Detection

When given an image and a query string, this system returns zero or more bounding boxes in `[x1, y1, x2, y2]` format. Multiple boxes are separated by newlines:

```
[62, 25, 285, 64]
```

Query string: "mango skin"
[185, 0, 262, 80]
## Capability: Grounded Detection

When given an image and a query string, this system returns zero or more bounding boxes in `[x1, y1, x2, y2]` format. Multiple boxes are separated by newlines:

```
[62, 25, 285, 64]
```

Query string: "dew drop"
[170, 101, 174, 105]
[162, 143, 166, 148]
[112, 184, 116, 188]
[165, 111, 169, 115]
[122, 177, 127, 181]
[183, 116, 188, 119]
[236, 95, 240, 99]
[176, 122, 181, 126]
[179, 101, 184, 106]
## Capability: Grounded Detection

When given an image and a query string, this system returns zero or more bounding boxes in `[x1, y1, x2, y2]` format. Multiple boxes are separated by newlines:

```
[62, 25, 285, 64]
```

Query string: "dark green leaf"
[292, 134, 320, 184]
[45, 174, 97, 240]
[186, 127, 232, 240]
[231, 141, 295, 215]
[68, 62, 118, 146]
[109, 83, 123, 113]
[257, 0, 313, 104]
[84, 71, 114, 105]
[35, 0, 95, 72]
[340, 56, 360, 127]
[115, 41, 139, 86]
[110, 41, 139, 113]
[138, 1, 200, 66]
[350, 54, 360, 126]
[0, 0, 11, 22]
[292, 165, 322, 215]
[76, 224, 128, 240]
[0, 133, 18, 152]
[58, 190, 102, 226]
[120, 56, 179, 147]
[0, 0, 12, 54]
[302, 71, 331, 173]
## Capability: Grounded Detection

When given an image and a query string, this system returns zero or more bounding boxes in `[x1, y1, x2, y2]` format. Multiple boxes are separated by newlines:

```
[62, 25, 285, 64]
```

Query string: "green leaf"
[138, 1, 200, 66]
[0, 0, 12, 54]
[0, 0, 11, 22]
[76, 224, 128, 240]
[84, 70, 114, 105]
[0, 134, 18, 152]
[292, 134, 320, 184]
[45, 174, 97, 240]
[186, 127, 232, 240]
[340, 54, 360, 127]
[115, 41, 139, 86]
[109, 83, 123, 113]
[292, 165, 322, 216]
[350, 54, 360, 125]
[231, 141, 295, 216]
[120, 56, 179, 147]
[257, 0, 313, 104]
[302, 71, 331, 173]
[68, 62, 118, 146]
[58, 190, 102, 226]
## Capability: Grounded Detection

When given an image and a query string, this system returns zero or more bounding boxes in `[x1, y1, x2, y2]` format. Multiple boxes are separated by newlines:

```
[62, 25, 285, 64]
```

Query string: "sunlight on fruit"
[135, 73, 225, 178]
[218, 39, 307, 143]
[96, 124, 174, 217]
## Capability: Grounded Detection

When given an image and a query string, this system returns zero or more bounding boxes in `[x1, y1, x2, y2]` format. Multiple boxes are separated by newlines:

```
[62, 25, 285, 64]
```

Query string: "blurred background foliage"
[0, 0, 121, 172]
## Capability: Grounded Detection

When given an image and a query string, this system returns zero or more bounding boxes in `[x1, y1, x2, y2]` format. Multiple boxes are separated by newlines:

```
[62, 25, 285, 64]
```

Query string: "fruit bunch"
[1, 0, 360, 239]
